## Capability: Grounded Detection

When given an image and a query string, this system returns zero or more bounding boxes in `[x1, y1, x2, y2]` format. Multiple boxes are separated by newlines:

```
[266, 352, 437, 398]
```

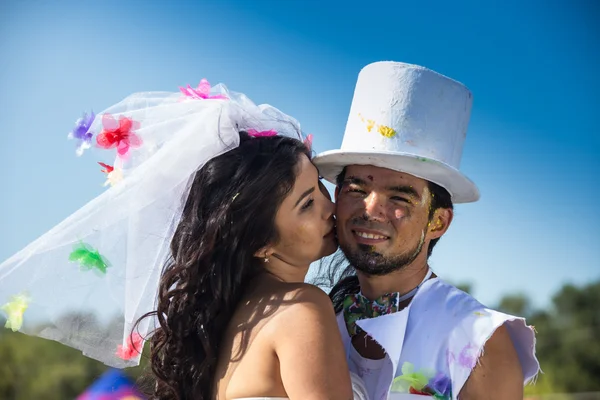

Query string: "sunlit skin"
[214, 155, 352, 400]
[335, 164, 525, 399]
[260, 154, 337, 282]
[335, 164, 452, 300]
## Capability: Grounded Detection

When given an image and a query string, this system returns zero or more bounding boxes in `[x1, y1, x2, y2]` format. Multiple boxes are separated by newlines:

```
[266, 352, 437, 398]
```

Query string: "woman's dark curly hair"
[135, 131, 311, 399]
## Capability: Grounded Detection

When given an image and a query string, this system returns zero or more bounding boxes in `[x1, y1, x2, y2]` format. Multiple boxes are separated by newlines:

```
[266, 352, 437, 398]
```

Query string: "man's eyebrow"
[342, 177, 420, 198]
[386, 185, 419, 198]
[342, 176, 367, 186]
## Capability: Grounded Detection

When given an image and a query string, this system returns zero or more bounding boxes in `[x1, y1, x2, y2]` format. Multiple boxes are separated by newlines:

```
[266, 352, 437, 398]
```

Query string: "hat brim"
[313, 149, 480, 204]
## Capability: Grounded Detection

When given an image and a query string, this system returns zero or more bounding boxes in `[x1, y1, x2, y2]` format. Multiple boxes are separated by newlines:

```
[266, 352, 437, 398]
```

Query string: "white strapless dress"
[233, 371, 369, 400]
[236, 394, 432, 399]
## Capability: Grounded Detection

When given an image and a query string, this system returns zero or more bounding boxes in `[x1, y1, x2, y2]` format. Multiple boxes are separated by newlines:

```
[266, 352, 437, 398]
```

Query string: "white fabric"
[337, 277, 540, 400]
[314, 61, 479, 203]
[348, 343, 387, 400]
[0, 83, 306, 368]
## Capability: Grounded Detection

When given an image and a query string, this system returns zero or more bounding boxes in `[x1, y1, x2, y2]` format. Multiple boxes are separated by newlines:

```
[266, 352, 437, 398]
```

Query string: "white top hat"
[314, 61, 480, 203]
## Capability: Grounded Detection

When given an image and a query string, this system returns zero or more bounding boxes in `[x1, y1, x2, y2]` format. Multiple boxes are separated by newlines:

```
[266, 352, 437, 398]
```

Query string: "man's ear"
[427, 207, 453, 240]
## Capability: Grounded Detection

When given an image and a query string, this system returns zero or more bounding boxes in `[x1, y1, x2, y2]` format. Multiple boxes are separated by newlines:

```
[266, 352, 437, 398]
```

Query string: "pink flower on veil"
[303, 133, 313, 151]
[96, 114, 142, 159]
[179, 78, 228, 100]
[247, 129, 277, 138]
[116, 332, 144, 360]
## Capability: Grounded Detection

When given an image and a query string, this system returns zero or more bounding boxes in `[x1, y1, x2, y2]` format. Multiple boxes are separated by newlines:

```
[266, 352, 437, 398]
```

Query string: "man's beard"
[340, 230, 426, 276]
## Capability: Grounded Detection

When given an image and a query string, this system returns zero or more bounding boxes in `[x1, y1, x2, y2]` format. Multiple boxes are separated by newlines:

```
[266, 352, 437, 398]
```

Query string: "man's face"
[335, 165, 439, 275]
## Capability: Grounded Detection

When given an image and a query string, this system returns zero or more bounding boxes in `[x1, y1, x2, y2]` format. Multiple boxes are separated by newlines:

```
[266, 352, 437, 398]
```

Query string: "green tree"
[1, 281, 599, 398]
[498, 281, 600, 395]
[0, 327, 107, 399]
[497, 293, 532, 317]
[451, 281, 473, 295]
[0, 312, 151, 400]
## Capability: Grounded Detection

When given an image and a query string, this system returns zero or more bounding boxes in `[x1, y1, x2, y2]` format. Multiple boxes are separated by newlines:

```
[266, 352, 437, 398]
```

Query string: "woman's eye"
[301, 198, 314, 210]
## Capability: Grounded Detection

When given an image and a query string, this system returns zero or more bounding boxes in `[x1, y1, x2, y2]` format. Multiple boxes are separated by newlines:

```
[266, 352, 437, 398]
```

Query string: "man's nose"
[363, 192, 387, 222]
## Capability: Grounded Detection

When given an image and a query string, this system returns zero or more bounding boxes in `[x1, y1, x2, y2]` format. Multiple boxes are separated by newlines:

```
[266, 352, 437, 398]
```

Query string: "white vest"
[336, 278, 540, 400]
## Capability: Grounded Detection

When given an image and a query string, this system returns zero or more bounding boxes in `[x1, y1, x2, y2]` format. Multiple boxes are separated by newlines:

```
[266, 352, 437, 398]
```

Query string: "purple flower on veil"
[68, 111, 95, 156]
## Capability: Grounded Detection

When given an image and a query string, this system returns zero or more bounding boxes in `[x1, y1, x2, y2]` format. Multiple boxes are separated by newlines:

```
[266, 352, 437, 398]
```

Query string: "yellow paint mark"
[378, 125, 397, 138]
[366, 119, 375, 132]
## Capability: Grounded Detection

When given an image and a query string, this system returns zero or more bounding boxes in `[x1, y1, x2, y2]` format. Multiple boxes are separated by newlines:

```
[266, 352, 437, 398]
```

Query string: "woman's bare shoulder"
[260, 283, 337, 335]
[275, 282, 334, 312]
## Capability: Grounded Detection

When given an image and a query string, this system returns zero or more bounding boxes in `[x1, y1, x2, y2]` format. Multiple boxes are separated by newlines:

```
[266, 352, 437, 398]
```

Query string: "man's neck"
[356, 259, 431, 301]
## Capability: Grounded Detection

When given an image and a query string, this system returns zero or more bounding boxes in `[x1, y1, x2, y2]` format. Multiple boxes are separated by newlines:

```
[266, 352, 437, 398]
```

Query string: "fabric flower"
[179, 78, 228, 100]
[96, 114, 142, 159]
[409, 387, 431, 395]
[98, 162, 114, 174]
[99, 163, 123, 187]
[303, 134, 313, 151]
[68, 111, 95, 156]
[247, 129, 277, 137]
[1, 293, 30, 332]
[391, 362, 434, 393]
[103, 168, 123, 187]
[69, 242, 110, 274]
[429, 373, 452, 397]
[392, 363, 452, 399]
[116, 332, 144, 360]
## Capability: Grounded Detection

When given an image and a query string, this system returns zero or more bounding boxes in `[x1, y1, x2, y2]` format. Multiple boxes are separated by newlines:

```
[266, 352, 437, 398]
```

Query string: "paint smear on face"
[420, 186, 432, 208]
[394, 185, 428, 220]
[394, 208, 406, 220]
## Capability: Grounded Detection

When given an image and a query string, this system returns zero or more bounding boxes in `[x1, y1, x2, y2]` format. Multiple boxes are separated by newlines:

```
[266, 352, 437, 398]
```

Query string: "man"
[314, 62, 540, 400]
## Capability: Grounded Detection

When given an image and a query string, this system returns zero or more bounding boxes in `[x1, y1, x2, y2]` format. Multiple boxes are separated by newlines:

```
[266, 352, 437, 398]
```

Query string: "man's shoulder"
[414, 278, 487, 317]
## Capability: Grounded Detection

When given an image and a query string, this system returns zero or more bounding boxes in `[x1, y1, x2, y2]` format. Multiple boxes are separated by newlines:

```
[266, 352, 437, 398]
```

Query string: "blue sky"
[0, 0, 598, 310]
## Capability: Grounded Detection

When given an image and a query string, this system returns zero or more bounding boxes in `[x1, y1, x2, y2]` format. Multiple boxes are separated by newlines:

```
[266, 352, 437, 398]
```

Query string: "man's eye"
[347, 187, 366, 195]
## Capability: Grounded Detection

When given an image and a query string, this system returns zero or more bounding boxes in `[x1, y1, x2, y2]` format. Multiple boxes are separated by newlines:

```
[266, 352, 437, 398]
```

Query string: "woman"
[140, 131, 356, 400]
[0, 80, 366, 399]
